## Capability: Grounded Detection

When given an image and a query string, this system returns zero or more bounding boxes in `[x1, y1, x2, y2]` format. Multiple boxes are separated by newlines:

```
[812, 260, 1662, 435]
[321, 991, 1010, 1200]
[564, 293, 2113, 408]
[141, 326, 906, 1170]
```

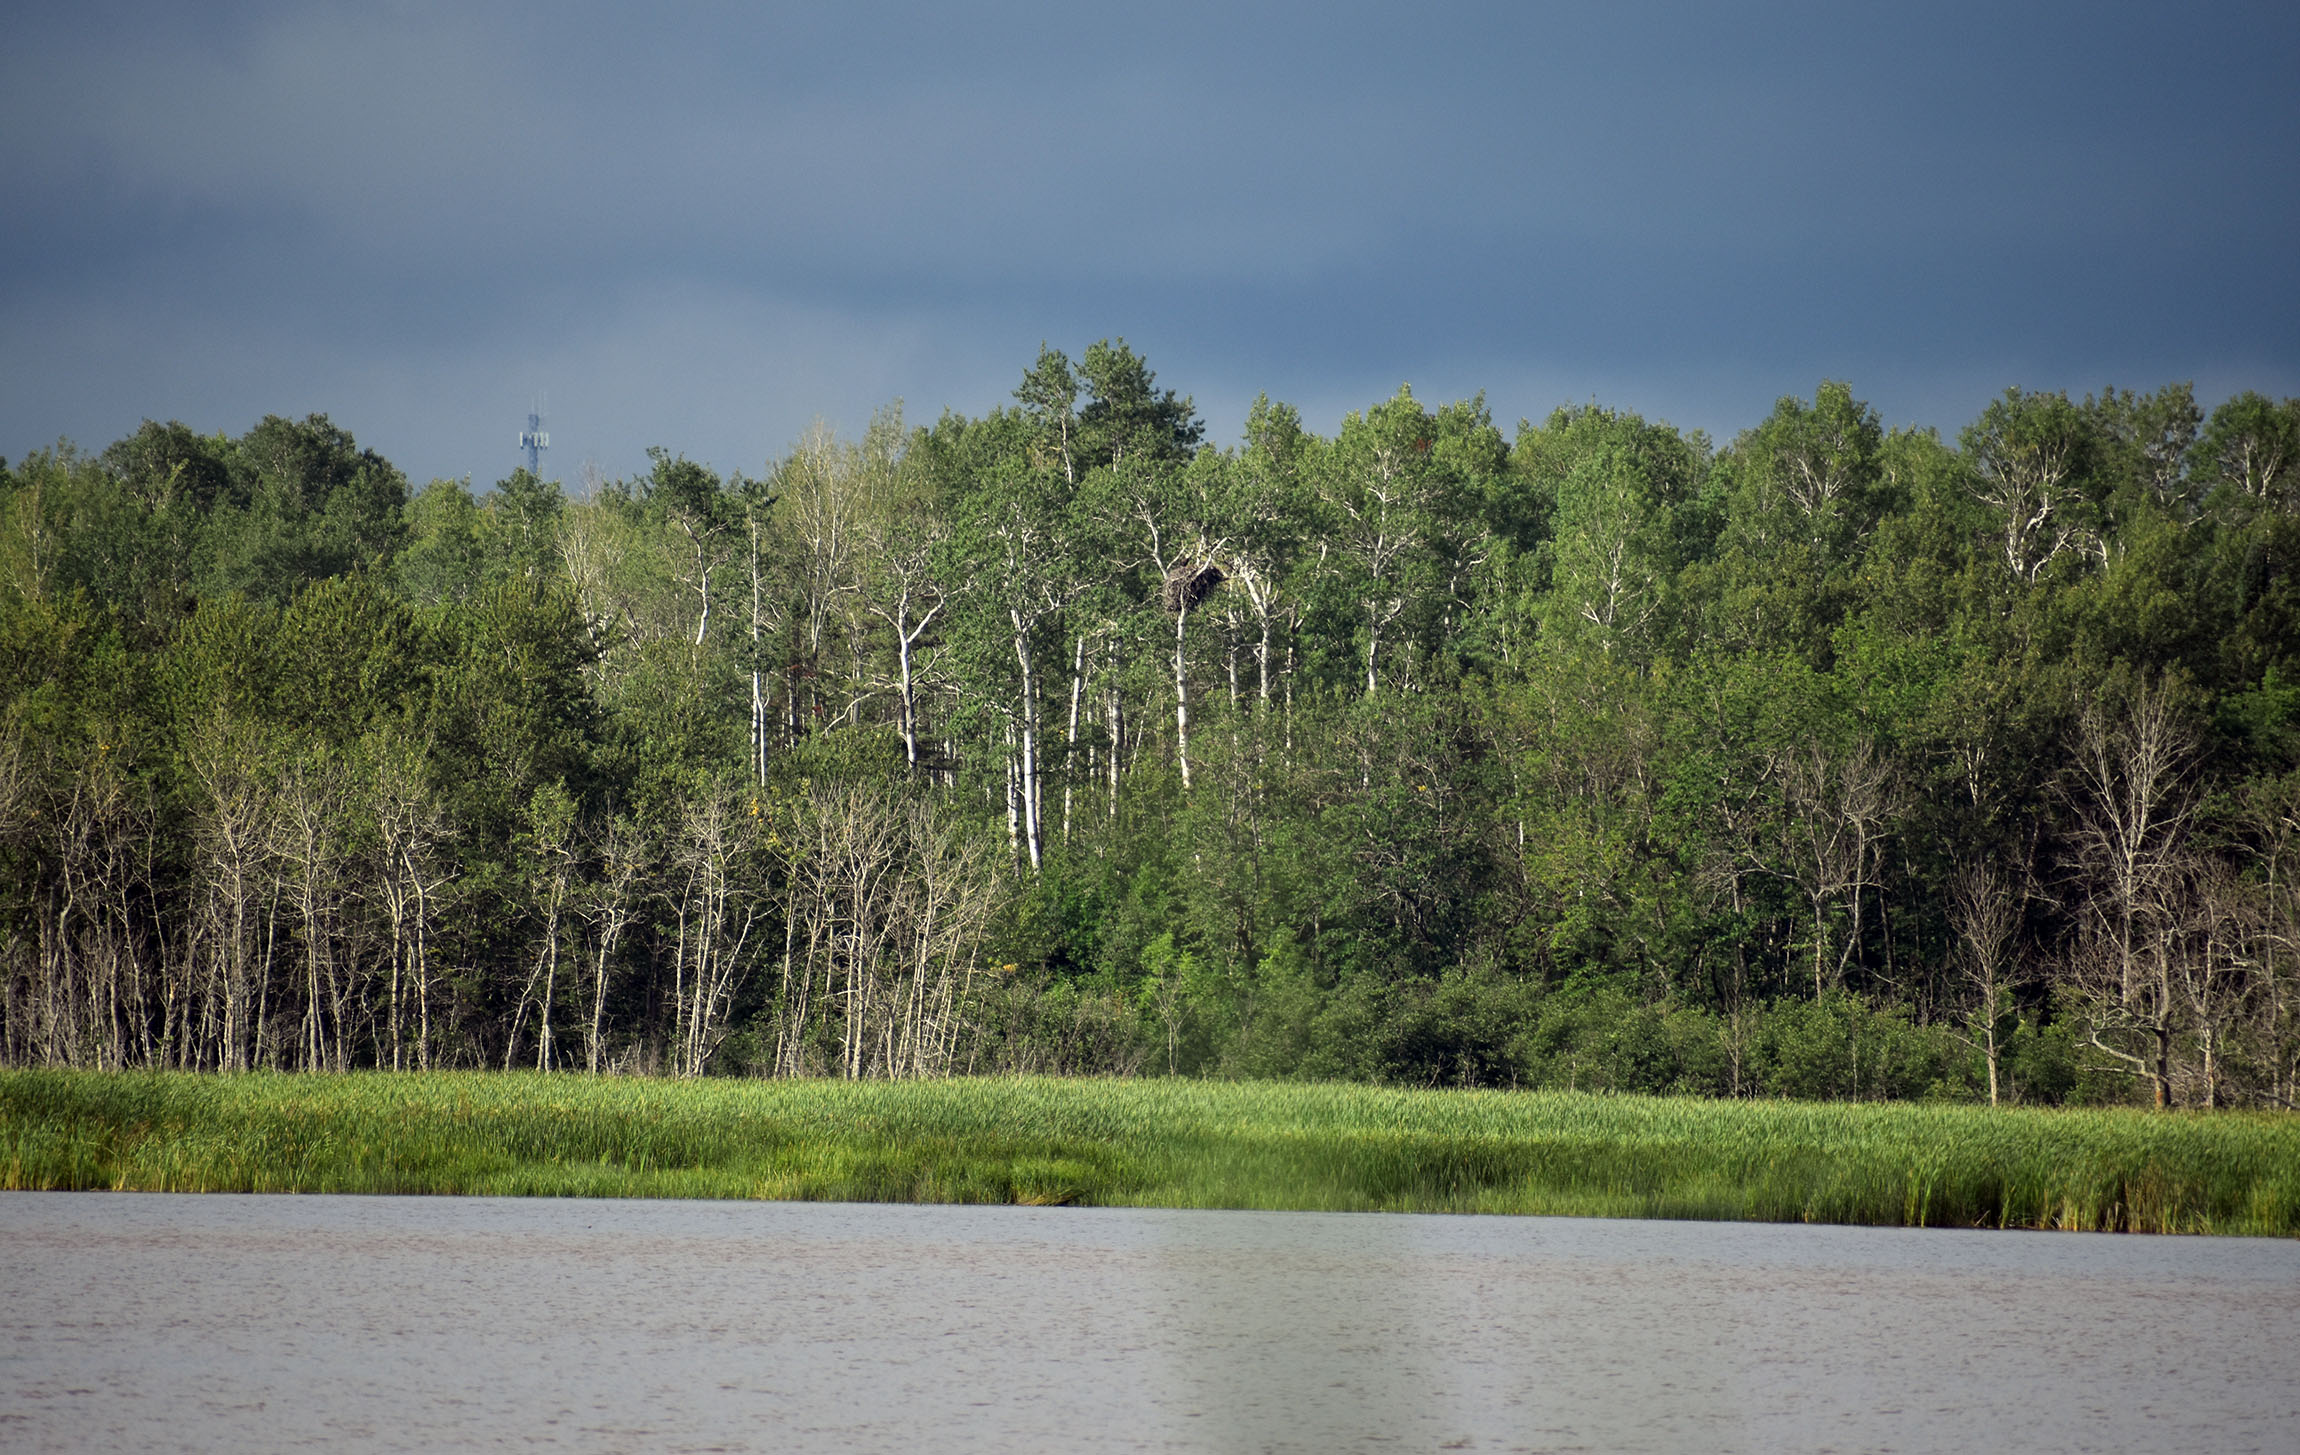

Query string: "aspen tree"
[1961, 389, 2104, 581]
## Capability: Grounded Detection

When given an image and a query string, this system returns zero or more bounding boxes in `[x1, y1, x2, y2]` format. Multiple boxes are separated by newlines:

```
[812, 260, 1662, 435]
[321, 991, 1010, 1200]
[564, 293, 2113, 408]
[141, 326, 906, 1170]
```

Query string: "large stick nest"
[1161, 559, 1226, 614]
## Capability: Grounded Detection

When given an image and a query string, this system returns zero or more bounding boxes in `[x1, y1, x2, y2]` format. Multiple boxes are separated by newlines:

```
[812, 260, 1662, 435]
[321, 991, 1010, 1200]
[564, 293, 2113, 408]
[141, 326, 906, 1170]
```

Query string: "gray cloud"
[5, 0, 2296, 483]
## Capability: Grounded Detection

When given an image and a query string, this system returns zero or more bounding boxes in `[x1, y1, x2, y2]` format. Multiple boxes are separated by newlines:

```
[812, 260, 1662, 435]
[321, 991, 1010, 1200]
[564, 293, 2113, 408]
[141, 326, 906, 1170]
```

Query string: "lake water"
[2, 1193, 2295, 1453]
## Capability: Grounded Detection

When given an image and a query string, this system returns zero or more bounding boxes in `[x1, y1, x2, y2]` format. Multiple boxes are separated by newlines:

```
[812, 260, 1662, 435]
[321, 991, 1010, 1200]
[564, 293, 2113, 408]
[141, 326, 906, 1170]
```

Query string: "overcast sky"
[5, 0, 2297, 487]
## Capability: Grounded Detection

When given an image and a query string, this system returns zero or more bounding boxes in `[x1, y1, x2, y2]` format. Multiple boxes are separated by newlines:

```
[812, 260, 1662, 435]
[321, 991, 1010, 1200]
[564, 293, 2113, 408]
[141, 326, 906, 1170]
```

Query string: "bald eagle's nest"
[1161, 560, 1226, 614]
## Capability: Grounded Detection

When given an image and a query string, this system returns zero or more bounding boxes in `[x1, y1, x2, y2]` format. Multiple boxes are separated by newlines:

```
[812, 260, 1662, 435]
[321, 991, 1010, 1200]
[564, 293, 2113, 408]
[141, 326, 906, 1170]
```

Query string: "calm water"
[2, 1193, 2295, 1454]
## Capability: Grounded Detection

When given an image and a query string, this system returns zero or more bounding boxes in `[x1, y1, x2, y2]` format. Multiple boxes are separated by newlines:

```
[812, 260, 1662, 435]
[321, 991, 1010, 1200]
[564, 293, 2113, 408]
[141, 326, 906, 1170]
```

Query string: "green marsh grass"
[3, 1071, 2294, 1235]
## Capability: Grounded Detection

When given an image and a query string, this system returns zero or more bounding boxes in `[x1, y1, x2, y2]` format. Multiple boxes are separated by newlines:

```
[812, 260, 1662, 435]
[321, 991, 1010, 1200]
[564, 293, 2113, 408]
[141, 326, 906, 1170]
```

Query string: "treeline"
[3, 345, 2297, 1106]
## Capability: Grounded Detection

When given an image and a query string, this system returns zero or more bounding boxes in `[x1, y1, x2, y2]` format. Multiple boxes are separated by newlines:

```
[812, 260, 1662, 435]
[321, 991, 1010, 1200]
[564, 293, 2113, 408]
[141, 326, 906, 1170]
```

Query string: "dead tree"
[2059, 675, 2196, 1107]
[1948, 856, 2029, 1104]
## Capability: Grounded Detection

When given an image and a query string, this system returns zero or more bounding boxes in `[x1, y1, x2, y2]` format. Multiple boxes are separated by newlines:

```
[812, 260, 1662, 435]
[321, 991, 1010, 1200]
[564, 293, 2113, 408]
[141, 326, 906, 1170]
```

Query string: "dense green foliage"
[4, 360, 2299, 1107]
[6, 1070, 2293, 1234]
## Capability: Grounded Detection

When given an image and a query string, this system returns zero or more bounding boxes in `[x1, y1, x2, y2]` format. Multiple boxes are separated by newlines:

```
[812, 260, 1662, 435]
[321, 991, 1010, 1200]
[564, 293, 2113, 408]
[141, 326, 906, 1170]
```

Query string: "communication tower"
[519, 394, 550, 478]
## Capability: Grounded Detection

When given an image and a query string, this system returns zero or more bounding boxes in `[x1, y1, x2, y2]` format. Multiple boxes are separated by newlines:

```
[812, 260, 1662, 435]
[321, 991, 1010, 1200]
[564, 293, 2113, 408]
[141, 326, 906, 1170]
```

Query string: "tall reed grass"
[3, 1071, 2292, 1235]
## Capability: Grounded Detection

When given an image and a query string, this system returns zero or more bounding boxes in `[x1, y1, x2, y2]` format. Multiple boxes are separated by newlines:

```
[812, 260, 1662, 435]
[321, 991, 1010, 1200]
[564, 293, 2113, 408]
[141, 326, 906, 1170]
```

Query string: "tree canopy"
[3, 361, 2297, 1108]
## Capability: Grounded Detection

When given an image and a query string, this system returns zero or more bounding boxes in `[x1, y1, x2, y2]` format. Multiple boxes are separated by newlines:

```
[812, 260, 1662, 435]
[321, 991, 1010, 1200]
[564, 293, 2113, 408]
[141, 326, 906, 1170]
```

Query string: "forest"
[3, 343, 2297, 1108]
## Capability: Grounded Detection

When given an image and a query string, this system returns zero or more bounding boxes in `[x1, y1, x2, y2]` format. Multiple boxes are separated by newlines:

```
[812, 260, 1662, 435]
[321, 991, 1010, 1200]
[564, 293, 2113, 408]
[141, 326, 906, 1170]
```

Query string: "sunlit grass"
[3, 1070, 2293, 1235]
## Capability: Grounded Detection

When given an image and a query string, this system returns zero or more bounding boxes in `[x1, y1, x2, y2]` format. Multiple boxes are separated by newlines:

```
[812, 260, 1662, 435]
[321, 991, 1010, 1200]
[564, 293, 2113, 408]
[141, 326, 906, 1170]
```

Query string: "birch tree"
[2192, 391, 2300, 509]
[1314, 390, 1443, 696]
[358, 727, 451, 1071]
[1962, 388, 2102, 581]
[667, 775, 760, 1077]
[647, 448, 732, 648]
[505, 781, 578, 1071]
[776, 780, 1002, 1078]
[858, 470, 949, 771]
[948, 425, 1088, 872]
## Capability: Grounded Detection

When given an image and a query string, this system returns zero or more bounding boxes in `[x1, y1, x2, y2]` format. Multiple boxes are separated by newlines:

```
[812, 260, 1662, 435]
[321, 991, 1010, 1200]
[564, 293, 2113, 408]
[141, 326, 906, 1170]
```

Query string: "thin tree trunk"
[1106, 677, 1122, 820]
[1004, 726, 1020, 861]
[1064, 634, 1085, 840]
[1174, 606, 1193, 791]
[1013, 614, 1042, 871]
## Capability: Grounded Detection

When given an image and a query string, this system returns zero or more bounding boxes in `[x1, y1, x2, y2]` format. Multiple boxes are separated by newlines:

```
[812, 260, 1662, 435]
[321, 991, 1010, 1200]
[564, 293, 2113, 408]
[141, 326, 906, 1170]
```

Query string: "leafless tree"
[581, 814, 646, 1075]
[2173, 857, 2259, 1109]
[14, 728, 160, 1070]
[1757, 738, 1899, 998]
[267, 751, 356, 1071]
[774, 781, 1003, 1079]
[667, 777, 761, 1078]
[2058, 674, 2196, 1107]
[2233, 776, 2300, 1107]
[1947, 856, 2028, 1104]
[504, 784, 578, 1071]
[361, 731, 452, 1071]
[181, 712, 276, 1071]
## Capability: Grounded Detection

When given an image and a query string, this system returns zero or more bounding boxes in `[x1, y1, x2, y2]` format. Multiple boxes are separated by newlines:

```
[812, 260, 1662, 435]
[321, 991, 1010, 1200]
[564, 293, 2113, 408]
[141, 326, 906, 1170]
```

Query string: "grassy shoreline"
[3, 1070, 2294, 1236]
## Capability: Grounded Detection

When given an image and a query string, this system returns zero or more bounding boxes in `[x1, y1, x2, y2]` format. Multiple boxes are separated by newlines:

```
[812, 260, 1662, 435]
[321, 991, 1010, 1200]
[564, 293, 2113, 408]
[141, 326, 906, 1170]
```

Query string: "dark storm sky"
[4, 0, 2296, 485]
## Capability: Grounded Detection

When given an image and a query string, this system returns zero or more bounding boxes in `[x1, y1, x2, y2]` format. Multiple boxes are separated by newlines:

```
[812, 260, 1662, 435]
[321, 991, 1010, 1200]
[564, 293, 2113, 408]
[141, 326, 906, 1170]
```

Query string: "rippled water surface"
[3, 1192, 2295, 1453]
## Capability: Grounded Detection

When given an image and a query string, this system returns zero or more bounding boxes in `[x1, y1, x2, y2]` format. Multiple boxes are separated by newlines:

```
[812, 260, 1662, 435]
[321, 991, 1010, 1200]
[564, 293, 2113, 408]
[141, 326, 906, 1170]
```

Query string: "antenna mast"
[519, 393, 550, 478]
